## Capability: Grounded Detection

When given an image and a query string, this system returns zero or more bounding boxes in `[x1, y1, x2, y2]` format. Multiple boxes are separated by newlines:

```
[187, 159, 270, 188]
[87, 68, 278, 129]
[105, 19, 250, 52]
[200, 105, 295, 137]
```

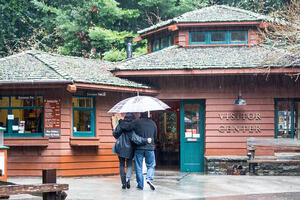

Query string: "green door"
[180, 100, 205, 172]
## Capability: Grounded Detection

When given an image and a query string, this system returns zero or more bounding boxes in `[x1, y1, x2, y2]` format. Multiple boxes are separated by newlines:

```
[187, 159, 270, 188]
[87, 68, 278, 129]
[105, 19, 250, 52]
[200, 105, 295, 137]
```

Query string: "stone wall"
[205, 156, 249, 175]
[254, 163, 300, 176]
[205, 156, 300, 176]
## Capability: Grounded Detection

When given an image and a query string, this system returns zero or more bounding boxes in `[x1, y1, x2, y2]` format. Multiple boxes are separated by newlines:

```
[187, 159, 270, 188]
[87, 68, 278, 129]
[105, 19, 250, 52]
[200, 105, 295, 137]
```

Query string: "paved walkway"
[6, 172, 300, 200]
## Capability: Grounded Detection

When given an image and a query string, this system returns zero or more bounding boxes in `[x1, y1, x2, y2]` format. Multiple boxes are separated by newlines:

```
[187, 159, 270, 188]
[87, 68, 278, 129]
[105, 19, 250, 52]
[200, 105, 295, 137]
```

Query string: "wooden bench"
[0, 169, 68, 200]
[247, 137, 300, 175]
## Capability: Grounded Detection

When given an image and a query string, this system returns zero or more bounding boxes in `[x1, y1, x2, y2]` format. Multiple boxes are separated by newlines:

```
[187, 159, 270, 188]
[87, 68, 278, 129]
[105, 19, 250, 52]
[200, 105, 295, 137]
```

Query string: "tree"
[260, 0, 300, 78]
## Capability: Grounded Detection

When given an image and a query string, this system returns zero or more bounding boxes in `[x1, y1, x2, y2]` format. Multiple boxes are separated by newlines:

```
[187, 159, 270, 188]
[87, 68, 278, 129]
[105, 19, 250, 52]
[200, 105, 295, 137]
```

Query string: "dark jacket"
[132, 117, 157, 151]
[112, 119, 147, 159]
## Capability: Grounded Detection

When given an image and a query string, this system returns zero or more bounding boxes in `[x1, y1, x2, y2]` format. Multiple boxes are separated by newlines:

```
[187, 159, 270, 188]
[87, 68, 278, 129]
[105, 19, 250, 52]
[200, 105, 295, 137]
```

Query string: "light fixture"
[233, 91, 246, 105]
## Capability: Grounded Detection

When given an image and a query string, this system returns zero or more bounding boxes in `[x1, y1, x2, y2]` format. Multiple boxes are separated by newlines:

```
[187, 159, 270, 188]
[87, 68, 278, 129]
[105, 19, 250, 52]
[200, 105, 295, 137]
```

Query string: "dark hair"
[124, 112, 136, 122]
[140, 112, 148, 118]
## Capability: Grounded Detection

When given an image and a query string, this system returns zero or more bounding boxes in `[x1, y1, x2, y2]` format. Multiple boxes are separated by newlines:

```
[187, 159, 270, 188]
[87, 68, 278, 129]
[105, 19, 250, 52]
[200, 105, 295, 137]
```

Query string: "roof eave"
[113, 67, 300, 77]
[73, 83, 159, 95]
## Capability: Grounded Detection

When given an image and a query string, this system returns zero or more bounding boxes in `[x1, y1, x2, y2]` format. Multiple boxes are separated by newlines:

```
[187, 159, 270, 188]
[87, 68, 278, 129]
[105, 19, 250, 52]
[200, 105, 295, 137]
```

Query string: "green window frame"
[189, 30, 248, 45]
[275, 98, 300, 139]
[72, 96, 95, 137]
[0, 95, 44, 137]
[151, 35, 174, 52]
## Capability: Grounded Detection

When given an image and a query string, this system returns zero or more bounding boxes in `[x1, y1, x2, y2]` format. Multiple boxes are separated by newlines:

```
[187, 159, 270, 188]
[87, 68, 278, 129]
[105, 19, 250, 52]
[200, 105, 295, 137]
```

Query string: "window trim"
[72, 96, 95, 137]
[0, 95, 44, 137]
[274, 98, 300, 138]
[189, 30, 248, 45]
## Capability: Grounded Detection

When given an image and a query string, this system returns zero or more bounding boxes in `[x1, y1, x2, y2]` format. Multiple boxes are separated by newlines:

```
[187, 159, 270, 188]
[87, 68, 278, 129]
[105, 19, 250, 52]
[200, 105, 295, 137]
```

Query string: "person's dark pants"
[118, 157, 133, 185]
[134, 149, 156, 189]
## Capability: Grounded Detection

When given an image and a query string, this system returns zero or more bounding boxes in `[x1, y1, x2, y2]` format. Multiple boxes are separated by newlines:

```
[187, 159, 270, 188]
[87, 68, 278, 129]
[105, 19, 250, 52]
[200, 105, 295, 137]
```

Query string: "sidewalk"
[6, 172, 300, 200]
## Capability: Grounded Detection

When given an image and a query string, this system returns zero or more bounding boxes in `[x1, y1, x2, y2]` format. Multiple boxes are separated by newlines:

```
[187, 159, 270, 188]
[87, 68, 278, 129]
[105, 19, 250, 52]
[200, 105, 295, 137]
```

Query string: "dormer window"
[151, 35, 174, 52]
[189, 30, 248, 45]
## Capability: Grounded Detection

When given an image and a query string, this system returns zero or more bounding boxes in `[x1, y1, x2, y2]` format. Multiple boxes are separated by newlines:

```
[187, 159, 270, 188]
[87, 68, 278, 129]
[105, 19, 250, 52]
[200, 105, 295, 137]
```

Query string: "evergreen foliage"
[0, 0, 293, 61]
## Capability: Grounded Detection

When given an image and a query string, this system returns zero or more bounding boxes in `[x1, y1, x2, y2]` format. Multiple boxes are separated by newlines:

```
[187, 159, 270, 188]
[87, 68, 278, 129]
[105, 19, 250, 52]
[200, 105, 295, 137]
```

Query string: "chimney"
[125, 36, 133, 59]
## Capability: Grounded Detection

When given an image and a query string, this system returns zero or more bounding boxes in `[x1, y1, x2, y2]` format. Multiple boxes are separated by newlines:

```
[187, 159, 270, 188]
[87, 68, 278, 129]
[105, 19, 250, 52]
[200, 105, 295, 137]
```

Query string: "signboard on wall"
[44, 98, 61, 138]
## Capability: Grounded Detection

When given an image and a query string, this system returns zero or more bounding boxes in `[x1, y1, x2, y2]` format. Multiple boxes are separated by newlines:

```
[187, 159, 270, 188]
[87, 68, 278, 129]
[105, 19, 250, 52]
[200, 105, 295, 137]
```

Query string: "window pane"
[191, 32, 205, 43]
[153, 39, 159, 50]
[161, 37, 168, 48]
[12, 96, 43, 107]
[0, 97, 9, 107]
[169, 35, 174, 46]
[184, 104, 201, 138]
[12, 109, 42, 134]
[0, 109, 8, 133]
[73, 110, 91, 132]
[277, 101, 292, 138]
[231, 31, 246, 42]
[72, 97, 92, 108]
[295, 101, 300, 139]
[211, 32, 226, 42]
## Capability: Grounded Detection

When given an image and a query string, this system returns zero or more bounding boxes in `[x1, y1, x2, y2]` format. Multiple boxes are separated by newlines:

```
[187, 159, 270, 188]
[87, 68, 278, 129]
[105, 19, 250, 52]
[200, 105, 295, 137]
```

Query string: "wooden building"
[111, 5, 300, 174]
[0, 51, 157, 176]
[1, 5, 300, 177]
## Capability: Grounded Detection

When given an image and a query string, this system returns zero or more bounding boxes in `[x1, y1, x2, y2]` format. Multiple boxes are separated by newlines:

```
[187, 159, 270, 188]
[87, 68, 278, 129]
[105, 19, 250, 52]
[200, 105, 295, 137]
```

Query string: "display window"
[72, 97, 95, 137]
[0, 96, 43, 137]
[275, 99, 300, 139]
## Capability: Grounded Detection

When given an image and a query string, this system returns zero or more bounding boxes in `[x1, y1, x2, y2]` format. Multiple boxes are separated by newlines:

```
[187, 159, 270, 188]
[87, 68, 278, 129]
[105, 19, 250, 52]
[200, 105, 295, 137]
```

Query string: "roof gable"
[138, 5, 266, 34]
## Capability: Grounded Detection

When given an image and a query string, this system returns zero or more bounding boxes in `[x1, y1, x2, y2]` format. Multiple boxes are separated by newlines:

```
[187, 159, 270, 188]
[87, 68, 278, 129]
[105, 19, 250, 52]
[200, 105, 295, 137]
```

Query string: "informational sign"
[44, 98, 61, 138]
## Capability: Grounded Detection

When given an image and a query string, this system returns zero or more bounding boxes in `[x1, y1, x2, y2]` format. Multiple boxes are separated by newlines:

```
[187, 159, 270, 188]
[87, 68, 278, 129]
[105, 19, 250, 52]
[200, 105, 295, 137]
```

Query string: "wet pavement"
[5, 171, 300, 200]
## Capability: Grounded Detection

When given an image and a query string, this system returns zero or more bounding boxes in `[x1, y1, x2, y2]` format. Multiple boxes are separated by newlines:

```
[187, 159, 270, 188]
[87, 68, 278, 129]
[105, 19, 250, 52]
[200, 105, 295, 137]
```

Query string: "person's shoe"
[146, 180, 155, 190]
[122, 184, 126, 189]
[136, 186, 143, 190]
[126, 180, 130, 189]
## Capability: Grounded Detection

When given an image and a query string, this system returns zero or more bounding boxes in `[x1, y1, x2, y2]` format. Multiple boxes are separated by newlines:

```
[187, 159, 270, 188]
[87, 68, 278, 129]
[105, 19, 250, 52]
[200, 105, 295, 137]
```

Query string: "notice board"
[44, 98, 61, 138]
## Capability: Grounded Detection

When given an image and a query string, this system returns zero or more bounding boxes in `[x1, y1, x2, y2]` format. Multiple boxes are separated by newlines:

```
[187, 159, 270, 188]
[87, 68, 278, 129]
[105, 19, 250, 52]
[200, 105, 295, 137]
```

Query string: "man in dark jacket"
[132, 112, 157, 190]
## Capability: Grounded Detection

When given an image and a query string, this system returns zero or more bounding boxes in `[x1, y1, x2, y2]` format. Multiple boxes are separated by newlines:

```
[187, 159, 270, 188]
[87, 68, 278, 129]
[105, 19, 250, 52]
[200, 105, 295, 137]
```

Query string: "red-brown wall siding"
[147, 26, 262, 50]
[3, 87, 128, 177]
[154, 75, 300, 157]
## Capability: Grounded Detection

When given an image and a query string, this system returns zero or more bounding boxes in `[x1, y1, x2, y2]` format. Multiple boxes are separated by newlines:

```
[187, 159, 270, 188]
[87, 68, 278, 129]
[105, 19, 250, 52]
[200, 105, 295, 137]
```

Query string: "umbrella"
[108, 95, 170, 113]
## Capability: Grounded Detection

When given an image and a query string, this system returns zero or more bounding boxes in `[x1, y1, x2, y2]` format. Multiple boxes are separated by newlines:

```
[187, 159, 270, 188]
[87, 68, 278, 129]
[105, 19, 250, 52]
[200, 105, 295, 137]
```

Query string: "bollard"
[42, 169, 57, 200]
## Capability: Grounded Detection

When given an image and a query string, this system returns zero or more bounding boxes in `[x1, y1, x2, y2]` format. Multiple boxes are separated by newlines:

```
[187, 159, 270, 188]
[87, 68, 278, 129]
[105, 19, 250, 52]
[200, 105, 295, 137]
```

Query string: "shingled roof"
[0, 50, 150, 89]
[138, 5, 267, 34]
[112, 45, 297, 71]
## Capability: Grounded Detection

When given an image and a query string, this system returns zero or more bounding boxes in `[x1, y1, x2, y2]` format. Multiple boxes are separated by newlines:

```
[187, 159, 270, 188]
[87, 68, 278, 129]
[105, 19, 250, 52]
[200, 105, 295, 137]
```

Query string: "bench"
[247, 137, 300, 175]
[0, 169, 68, 200]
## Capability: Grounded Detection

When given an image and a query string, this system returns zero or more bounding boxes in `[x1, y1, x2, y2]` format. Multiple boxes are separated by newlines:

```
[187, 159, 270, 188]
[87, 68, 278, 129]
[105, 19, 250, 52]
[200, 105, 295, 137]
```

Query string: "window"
[231, 31, 247, 42]
[190, 32, 205, 43]
[189, 30, 248, 45]
[151, 35, 174, 52]
[0, 96, 43, 137]
[211, 32, 226, 42]
[275, 99, 300, 139]
[72, 97, 95, 137]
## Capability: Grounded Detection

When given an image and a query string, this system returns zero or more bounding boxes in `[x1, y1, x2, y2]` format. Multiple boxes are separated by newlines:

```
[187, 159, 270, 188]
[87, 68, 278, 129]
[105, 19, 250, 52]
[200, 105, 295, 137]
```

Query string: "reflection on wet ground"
[7, 173, 300, 200]
[190, 192, 300, 200]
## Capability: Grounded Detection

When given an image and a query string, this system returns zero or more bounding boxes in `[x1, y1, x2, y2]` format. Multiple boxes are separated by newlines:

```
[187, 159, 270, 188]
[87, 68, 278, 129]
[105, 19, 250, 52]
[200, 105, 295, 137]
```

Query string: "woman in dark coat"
[112, 112, 151, 189]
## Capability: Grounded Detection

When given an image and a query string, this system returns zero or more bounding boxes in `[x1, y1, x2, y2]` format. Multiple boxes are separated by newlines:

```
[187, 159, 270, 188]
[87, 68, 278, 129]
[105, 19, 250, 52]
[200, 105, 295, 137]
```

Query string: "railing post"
[43, 169, 57, 200]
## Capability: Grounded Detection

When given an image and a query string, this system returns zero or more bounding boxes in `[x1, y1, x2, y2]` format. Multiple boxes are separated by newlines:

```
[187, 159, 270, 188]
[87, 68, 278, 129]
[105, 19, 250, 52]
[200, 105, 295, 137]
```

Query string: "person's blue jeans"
[134, 149, 156, 189]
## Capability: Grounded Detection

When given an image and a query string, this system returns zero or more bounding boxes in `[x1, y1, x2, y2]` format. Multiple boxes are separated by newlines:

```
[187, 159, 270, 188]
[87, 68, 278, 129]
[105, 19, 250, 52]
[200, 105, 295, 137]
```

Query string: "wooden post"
[43, 169, 58, 200]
